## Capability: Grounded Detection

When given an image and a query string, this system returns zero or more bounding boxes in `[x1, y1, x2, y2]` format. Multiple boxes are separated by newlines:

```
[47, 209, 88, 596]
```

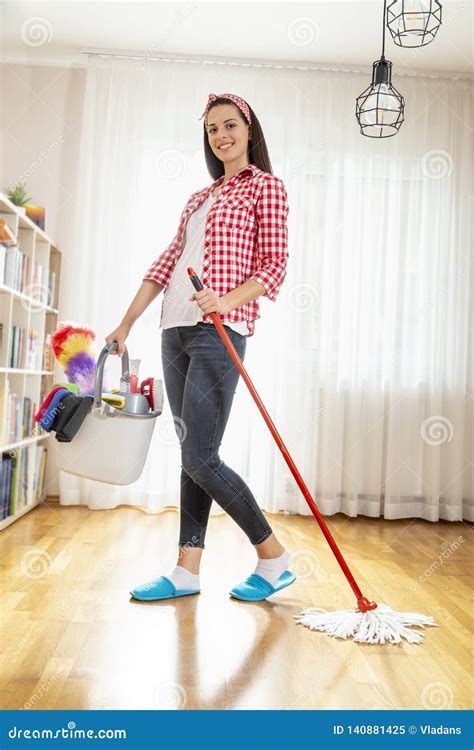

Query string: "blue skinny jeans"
[160, 322, 273, 549]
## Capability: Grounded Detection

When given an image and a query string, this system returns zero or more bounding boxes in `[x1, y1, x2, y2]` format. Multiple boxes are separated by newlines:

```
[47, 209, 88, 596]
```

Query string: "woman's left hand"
[189, 287, 231, 315]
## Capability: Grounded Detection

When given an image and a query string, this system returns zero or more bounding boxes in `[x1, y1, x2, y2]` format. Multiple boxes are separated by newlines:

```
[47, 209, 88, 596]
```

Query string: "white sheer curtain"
[57, 54, 473, 522]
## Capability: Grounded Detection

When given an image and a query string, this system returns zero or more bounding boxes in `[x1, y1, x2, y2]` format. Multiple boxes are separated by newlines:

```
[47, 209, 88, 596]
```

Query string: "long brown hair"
[203, 97, 273, 179]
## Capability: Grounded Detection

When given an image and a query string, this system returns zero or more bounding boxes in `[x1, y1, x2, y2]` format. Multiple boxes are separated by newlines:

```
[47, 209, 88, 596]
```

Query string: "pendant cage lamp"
[356, 57, 405, 138]
[356, 0, 405, 138]
[387, 0, 442, 47]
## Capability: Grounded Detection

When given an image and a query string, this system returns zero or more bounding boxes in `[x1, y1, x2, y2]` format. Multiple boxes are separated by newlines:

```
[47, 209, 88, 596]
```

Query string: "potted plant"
[4, 179, 32, 215]
[3, 179, 45, 230]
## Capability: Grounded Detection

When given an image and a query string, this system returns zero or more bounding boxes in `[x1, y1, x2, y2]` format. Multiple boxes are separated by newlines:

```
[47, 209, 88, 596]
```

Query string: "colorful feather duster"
[50, 321, 108, 395]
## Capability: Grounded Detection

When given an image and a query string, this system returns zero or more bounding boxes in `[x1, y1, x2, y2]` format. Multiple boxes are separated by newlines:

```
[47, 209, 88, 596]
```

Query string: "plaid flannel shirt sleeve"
[249, 176, 289, 302]
[142, 228, 181, 287]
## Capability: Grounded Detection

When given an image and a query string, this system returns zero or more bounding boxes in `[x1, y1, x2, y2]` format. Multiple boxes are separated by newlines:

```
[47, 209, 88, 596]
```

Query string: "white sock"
[254, 549, 290, 585]
[165, 565, 200, 591]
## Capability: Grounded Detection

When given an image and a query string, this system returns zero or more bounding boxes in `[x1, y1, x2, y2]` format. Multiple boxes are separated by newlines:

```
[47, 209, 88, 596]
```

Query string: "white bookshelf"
[0, 192, 62, 531]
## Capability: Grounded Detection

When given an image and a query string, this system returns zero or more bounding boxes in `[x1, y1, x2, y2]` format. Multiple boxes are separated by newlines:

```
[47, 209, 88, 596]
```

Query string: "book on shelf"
[36, 445, 47, 501]
[1, 244, 29, 293]
[1, 450, 19, 518]
[0, 452, 13, 519]
[1, 444, 48, 520]
[0, 242, 54, 304]
[9, 325, 23, 369]
[3, 381, 42, 445]
[25, 329, 38, 370]
[8, 326, 53, 371]
[17, 445, 28, 509]
[49, 271, 56, 307]
[43, 333, 54, 371]
[32, 258, 55, 306]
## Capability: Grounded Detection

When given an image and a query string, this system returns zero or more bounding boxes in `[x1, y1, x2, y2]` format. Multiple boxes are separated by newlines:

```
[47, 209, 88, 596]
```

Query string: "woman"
[106, 92, 296, 602]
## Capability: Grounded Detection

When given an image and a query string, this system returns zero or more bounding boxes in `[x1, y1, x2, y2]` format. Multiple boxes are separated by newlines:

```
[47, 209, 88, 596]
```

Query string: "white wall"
[1, 62, 87, 496]
[1, 63, 86, 254]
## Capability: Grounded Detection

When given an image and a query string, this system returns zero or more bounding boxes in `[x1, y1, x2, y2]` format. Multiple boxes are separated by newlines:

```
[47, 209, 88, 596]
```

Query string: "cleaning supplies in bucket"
[55, 341, 164, 484]
[116, 357, 149, 414]
[49, 321, 111, 395]
[140, 377, 163, 412]
[34, 385, 94, 442]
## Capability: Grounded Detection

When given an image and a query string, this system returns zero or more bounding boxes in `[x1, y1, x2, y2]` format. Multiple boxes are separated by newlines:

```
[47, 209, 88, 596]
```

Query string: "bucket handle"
[94, 342, 163, 419]
[94, 341, 130, 408]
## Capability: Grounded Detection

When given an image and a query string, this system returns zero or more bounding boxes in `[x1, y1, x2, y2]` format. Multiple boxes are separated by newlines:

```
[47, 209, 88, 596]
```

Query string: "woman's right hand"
[105, 322, 131, 356]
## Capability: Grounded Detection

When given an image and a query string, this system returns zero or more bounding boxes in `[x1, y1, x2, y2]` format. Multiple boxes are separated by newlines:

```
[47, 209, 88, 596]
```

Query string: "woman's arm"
[106, 279, 164, 356]
[189, 279, 265, 315]
[222, 279, 266, 311]
[121, 279, 164, 327]
[248, 175, 289, 301]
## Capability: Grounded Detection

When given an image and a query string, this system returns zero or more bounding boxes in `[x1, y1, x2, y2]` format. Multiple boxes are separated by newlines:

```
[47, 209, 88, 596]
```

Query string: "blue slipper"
[130, 575, 200, 601]
[229, 570, 296, 601]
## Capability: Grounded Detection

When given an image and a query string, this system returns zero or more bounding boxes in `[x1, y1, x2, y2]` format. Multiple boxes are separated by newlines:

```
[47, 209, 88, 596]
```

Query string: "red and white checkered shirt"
[143, 163, 289, 337]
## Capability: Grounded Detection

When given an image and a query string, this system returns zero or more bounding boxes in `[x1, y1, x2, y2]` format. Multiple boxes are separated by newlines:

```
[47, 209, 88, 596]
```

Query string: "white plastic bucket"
[55, 342, 163, 485]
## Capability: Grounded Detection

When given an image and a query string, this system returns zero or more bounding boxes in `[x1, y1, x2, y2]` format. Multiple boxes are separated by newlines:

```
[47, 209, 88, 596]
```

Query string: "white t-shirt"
[161, 192, 249, 336]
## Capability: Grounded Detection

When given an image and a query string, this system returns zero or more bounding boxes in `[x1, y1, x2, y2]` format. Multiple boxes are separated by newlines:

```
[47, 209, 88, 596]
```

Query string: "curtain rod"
[81, 47, 473, 81]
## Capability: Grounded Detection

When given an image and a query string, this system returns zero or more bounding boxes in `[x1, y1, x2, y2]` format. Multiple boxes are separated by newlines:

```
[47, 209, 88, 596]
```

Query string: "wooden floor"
[0, 500, 472, 710]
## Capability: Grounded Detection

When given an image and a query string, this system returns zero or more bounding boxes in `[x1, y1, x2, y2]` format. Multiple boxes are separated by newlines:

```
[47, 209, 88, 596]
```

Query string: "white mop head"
[294, 603, 438, 644]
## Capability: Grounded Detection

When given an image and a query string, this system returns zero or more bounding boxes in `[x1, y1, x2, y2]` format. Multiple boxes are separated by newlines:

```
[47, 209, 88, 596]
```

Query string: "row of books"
[0, 242, 56, 306]
[2, 384, 41, 446]
[32, 259, 56, 307]
[9, 327, 54, 371]
[43, 333, 55, 371]
[1, 444, 47, 519]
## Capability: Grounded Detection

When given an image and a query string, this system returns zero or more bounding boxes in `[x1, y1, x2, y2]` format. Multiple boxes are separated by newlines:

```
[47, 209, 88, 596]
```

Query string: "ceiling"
[1, 1, 472, 76]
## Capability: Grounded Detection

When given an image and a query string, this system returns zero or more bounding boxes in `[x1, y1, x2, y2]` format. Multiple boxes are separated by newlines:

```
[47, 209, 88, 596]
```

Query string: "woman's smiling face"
[206, 103, 251, 163]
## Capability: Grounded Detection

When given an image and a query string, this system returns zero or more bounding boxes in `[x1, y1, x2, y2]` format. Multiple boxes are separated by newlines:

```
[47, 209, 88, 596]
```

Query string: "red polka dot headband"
[199, 93, 252, 127]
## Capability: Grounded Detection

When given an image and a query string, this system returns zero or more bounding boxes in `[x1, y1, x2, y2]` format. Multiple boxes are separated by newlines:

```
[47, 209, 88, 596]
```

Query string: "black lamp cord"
[381, 0, 387, 59]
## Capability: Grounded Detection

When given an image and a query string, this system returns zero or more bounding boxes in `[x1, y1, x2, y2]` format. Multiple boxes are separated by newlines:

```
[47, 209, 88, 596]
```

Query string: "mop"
[187, 267, 437, 645]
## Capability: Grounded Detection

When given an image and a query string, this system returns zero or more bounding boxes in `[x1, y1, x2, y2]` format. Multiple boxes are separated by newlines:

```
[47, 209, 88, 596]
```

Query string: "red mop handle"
[187, 268, 376, 613]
